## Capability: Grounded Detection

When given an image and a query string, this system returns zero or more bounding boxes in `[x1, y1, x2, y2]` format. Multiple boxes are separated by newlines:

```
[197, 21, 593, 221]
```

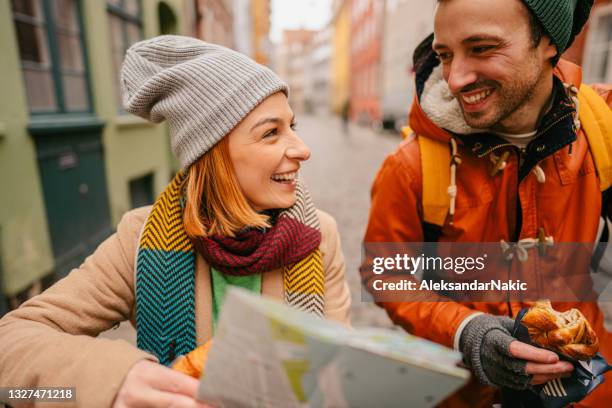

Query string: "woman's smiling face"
[228, 92, 311, 212]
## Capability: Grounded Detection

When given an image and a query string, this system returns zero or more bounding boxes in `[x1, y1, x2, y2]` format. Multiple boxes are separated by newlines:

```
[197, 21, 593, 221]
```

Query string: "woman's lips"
[271, 171, 298, 188]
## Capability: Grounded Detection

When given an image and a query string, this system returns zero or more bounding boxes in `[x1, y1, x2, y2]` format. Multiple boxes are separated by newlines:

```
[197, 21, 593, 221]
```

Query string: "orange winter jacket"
[362, 56, 612, 407]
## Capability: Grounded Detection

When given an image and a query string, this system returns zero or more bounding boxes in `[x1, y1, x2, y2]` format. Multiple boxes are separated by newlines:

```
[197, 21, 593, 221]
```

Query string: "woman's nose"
[286, 135, 311, 161]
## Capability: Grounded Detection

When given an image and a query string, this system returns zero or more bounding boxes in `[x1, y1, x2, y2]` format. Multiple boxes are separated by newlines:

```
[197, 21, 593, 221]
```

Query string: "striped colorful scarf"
[135, 172, 325, 365]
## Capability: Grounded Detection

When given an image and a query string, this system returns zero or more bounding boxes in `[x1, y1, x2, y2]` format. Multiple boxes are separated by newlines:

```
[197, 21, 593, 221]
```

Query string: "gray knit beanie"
[120, 35, 289, 169]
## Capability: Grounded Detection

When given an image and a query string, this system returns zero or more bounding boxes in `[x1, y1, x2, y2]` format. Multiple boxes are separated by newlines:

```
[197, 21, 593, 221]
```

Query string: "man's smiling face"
[433, 0, 557, 133]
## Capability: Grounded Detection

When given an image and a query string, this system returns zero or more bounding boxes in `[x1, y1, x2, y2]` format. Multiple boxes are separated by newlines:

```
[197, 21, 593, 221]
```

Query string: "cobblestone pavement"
[100, 113, 400, 343]
[297, 113, 398, 328]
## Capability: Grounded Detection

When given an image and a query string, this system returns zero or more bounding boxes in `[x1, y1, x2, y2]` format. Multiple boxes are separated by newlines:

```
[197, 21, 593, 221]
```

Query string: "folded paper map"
[197, 288, 469, 407]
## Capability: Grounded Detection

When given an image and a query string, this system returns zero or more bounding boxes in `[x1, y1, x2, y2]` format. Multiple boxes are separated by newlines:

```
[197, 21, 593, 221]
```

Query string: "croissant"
[521, 300, 599, 360]
[172, 340, 212, 378]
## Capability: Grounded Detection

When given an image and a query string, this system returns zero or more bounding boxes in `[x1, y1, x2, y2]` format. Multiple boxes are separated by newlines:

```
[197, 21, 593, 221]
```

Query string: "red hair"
[183, 137, 270, 238]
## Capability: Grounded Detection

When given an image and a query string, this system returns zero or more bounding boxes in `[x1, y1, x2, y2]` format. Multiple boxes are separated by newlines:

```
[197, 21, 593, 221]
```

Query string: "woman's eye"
[290, 122, 297, 131]
[263, 128, 278, 138]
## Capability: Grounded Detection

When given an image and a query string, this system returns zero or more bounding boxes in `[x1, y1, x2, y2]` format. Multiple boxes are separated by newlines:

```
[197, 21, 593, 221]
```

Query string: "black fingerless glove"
[459, 314, 531, 389]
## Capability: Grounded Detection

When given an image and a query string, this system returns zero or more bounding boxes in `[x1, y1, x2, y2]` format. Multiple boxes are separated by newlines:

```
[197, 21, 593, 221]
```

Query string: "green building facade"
[0, 0, 188, 299]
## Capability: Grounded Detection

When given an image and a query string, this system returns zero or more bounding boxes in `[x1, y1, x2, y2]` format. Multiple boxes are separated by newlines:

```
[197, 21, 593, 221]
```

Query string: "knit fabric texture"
[521, 0, 593, 60]
[120, 35, 289, 169]
[135, 172, 325, 366]
[192, 187, 323, 276]
[460, 314, 531, 389]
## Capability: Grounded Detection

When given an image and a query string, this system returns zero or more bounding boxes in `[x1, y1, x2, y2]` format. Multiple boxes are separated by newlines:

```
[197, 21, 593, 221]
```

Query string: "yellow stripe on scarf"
[139, 172, 193, 253]
[284, 249, 325, 316]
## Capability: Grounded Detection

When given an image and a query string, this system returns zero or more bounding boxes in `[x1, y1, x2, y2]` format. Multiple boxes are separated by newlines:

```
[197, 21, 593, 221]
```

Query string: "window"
[584, 6, 612, 84]
[585, 6, 612, 83]
[107, 0, 142, 111]
[129, 173, 154, 208]
[158, 2, 177, 35]
[11, 0, 92, 114]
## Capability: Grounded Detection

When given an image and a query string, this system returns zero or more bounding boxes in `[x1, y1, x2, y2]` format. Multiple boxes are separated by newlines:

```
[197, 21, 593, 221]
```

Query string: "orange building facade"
[349, 0, 384, 125]
[193, 0, 233, 48]
[251, 0, 271, 65]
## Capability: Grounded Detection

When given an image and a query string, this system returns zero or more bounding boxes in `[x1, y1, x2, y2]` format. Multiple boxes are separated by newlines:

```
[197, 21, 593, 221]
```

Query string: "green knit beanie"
[521, 0, 593, 61]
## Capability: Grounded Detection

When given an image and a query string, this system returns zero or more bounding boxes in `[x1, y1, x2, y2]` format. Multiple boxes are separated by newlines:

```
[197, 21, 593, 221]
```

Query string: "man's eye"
[436, 52, 452, 63]
[473, 46, 494, 54]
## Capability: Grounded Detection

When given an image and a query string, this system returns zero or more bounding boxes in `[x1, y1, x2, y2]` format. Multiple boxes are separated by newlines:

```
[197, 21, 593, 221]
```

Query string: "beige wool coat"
[0, 206, 351, 407]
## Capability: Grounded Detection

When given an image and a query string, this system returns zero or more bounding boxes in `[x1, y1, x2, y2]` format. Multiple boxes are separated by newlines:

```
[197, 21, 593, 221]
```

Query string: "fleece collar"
[420, 65, 486, 135]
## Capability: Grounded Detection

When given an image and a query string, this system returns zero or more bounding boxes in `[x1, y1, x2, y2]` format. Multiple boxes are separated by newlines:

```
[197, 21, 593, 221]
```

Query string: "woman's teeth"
[271, 172, 297, 183]
[461, 89, 493, 105]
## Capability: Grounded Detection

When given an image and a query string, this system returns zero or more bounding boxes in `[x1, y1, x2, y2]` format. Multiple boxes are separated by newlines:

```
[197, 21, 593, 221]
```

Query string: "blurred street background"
[1, 0, 611, 340]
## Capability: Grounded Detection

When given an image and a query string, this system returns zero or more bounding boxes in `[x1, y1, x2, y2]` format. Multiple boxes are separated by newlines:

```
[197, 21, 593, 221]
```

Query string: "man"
[362, 0, 612, 406]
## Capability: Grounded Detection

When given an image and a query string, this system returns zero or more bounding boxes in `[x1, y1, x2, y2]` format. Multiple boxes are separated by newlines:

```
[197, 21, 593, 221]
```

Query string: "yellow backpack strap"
[401, 126, 452, 226]
[400, 126, 412, 140]
[578, 84, 612, 191]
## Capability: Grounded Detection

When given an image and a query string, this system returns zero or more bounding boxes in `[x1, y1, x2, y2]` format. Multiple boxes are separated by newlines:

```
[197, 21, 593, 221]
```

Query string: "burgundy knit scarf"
[192, 181, 321, 276]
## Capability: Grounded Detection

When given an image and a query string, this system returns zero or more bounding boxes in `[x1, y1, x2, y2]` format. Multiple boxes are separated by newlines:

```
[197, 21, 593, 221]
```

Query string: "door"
[34, 128, 112, 278]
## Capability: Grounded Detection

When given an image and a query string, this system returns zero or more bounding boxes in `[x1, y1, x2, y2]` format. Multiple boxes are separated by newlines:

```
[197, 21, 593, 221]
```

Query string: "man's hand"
[112, 360, 214, 408]
[509, 340, 573, 385]
[460, 314, 574, 389]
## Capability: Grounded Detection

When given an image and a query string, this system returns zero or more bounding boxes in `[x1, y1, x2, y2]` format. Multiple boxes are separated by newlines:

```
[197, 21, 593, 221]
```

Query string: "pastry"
[172, 340, 212, 378]
[521, 300, 598, 360]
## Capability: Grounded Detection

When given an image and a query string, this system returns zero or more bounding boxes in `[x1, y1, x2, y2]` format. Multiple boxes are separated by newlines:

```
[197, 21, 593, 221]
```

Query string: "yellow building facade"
[251, 0, 270, 65]
[331, 0, 351, 114]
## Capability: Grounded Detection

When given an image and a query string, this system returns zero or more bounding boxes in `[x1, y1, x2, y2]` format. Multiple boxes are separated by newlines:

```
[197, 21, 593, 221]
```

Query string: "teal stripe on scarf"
[136, 248, 196, 366]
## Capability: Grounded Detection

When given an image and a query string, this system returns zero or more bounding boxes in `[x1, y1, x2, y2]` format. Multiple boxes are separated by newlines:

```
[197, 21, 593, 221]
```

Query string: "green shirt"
[210, 266, 262, 332]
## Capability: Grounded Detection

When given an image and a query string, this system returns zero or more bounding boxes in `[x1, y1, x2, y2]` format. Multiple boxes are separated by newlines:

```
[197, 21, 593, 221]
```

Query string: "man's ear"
[541, 36, 558, 60]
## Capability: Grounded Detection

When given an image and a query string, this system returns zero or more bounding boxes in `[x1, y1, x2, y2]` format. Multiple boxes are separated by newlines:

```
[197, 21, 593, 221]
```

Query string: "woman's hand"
[113, 360, 214, 408]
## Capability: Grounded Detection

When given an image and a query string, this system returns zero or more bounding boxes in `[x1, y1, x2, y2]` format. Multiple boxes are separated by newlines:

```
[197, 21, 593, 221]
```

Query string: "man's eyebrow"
[433, 35, 503, 50]
[250, 115, 296, 132]
[462, 35, 504, 44]
[432, 42, 448, 51]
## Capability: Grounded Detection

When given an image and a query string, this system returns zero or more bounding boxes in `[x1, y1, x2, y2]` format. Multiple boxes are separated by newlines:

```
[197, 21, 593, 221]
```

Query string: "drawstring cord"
[448, 137, 462, 223]
[500, 229, 554, 262]
[563, 82, 581, 132]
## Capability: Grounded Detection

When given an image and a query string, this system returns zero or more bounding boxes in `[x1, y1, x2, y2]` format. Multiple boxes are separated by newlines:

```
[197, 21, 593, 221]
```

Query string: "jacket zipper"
[477, 143, 514, 158]
[536, 112, 574, 138]
[476, 111, 574, 159]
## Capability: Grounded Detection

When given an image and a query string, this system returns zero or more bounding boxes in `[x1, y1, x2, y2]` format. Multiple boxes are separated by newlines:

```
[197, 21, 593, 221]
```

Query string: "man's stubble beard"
[460, 56, 544, 131]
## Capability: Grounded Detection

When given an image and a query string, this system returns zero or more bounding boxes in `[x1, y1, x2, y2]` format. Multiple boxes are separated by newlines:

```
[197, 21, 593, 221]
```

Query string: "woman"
[0, 36, 351, 407]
